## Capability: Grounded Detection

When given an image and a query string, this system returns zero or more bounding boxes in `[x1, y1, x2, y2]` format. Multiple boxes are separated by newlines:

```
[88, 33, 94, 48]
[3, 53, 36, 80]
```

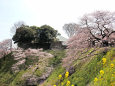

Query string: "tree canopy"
[37, 25, 58, 44]
[12, 24, 59, 49]
[13, 26, 34, 44]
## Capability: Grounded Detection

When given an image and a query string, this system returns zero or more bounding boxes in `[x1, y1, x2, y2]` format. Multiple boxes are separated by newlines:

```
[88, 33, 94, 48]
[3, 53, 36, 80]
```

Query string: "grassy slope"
[0, 50, 65, 86]
[0, 48, 115, 86]
[41, 48, 115, 86]
[89, 48, 115, 86]
[0, 53, 17, 86]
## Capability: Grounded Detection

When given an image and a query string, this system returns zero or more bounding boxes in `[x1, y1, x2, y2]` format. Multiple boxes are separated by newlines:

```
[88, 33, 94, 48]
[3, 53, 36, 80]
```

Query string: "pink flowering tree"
[0, 39, 12, 58]
[63, 28, 92, 67]
[80, 11, 115, 46]
[63, 11, 115, 67]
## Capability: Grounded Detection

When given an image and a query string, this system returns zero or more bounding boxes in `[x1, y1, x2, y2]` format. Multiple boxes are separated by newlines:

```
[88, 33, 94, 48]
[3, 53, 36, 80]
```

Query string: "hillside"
[0, 47, 115, 86]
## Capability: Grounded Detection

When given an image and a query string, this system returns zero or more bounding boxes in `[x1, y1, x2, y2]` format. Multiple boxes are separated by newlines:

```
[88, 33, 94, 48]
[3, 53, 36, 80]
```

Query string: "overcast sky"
[0, 0, 115, 41]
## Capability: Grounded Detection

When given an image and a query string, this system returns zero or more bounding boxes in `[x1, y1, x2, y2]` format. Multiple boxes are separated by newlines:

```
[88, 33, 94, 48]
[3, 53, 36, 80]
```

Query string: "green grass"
[69, 52, 104, 86]
[89, 48, 115, 86]
[41, 48, 115, 86]
[40, 65, 65, 86]
[9, 70, 26, 86]
[47, 50, 65, 67]
[0, 53, 16, 73]
[0, 48, 115, 86]
[0, 53, 17, 86]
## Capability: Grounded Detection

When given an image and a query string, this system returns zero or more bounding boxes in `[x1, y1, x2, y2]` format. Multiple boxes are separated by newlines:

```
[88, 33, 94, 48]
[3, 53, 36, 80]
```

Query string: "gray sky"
[0, 0, 115, 41]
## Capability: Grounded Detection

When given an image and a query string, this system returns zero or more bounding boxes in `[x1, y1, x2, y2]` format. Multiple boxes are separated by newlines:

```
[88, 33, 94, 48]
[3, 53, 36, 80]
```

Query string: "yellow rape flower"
[65, 73, 69, 78]
[65, 71, 69, 78]
[112, 72, 115, 77]
[61, 82, 64, 86]
[102, 58, 106, 64]
[71, 84, 74, 86]
[112, 74, 114, 77]
[53, 85, 56, 86]
[94, 77, 98, 82]
[66, 71, 69, 74]
[66, 81, 70, 86]
[100, 70, 104, 75]
[111, 63, 114, 68]
[58, 74, 62, 79]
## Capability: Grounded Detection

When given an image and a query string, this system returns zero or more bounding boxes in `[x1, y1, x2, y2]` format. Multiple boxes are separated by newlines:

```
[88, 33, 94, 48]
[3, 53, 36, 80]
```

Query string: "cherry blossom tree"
[80, 11, 115, 46]
[67, 28, 92, 50]
[0, 39, 12, 58]
[63, 11, 115, 67]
